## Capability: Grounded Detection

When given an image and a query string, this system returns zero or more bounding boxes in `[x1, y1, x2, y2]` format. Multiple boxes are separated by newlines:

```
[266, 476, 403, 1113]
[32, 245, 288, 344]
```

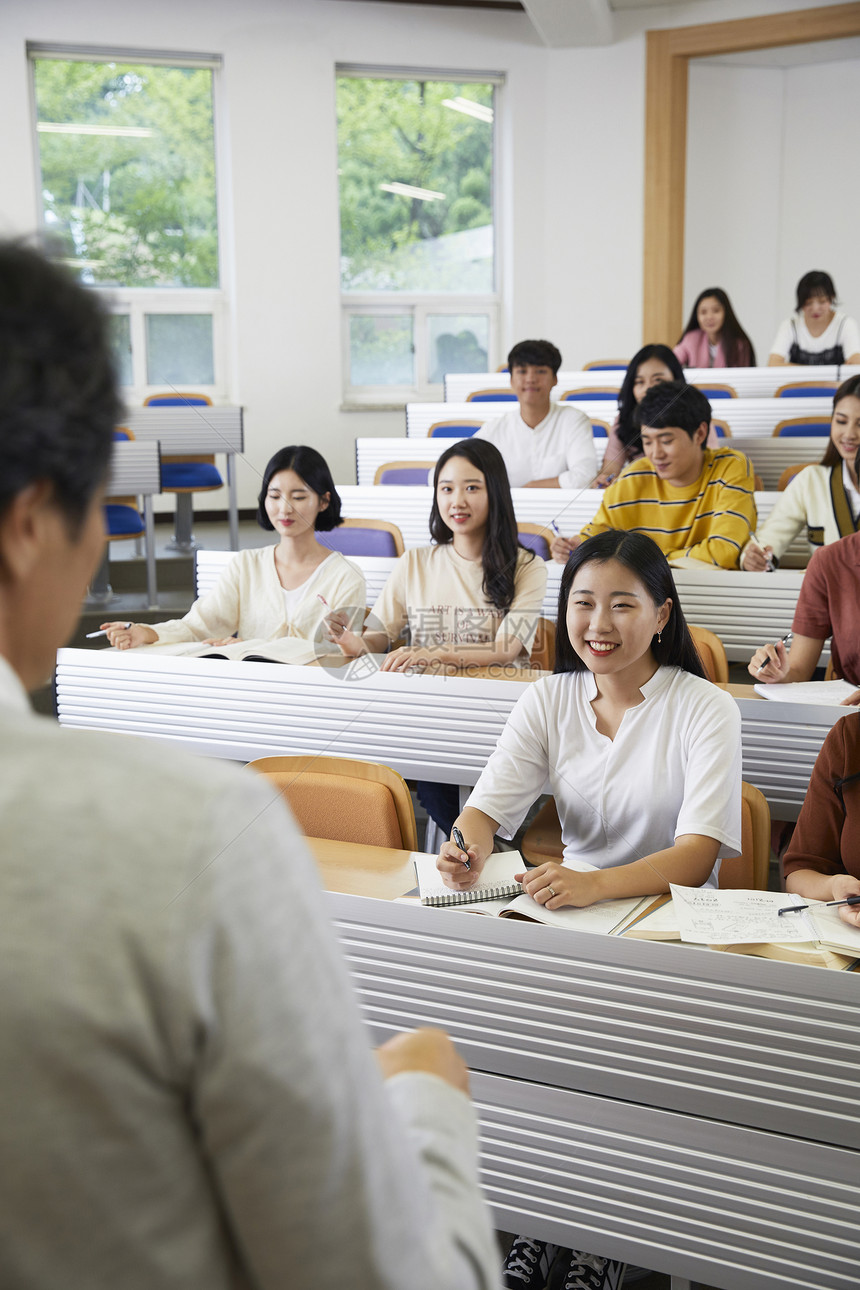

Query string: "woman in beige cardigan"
[101, 446, 365, 654]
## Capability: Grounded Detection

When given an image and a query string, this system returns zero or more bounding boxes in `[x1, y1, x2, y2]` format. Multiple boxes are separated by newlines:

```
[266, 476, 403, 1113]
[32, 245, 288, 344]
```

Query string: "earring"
[657, 631, 662, 644]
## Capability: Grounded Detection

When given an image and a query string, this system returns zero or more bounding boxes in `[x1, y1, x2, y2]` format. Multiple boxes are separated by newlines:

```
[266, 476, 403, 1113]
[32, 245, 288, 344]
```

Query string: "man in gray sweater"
[0, 240, 499, 1290]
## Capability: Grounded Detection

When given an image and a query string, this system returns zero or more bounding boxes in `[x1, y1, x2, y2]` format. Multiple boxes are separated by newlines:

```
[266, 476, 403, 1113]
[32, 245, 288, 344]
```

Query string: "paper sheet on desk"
[753, 679, 857, 705]
[670, 885, 813, 944]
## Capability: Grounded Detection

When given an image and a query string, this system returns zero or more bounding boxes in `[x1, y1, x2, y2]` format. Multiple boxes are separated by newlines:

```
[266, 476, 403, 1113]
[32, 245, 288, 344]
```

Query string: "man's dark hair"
[0, 240, 121, 533]
[507, 339, 562, 375]
[634, 380, 712, 440]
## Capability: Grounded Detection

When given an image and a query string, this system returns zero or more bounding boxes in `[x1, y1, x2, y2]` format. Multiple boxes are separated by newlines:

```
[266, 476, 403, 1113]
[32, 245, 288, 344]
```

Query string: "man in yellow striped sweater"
[550, 382, 756, 568]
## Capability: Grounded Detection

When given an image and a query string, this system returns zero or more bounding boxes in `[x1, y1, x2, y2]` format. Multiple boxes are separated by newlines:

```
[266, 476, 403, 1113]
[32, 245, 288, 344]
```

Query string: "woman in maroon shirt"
[783, 714, 860, 928]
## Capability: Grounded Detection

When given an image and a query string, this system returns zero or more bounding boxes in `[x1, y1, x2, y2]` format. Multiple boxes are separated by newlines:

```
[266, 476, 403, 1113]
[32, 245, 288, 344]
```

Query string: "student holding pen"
[437, 530, 742, 1290]
[741, 377, 860, 571]
[748, 530, 860, 705]
[101, 445, 365, 654]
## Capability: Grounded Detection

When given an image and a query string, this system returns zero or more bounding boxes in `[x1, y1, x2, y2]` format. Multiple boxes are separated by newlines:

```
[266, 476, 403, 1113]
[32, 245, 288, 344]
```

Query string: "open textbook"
[413, 852, 649, 934]
[125, 638, 320, 664]
[754, 679, 857, 705]
[624, 886, 860, 970]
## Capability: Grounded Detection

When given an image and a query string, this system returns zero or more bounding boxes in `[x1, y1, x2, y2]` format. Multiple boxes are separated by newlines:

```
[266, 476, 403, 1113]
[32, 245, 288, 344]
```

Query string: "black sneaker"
[555, 1249, 625, 1290]
[503, 1235, 561, 1288]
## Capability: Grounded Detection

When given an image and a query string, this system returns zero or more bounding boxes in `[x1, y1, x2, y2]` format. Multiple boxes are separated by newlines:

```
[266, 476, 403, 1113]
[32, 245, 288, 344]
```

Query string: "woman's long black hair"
[256, 445, 342, 531]
[429, 437, 533, 613]
[820, 375, 860, 468]
[678, 287, 757, 367]
[554, 530, 706, 678]
[616, 345, 685, 454]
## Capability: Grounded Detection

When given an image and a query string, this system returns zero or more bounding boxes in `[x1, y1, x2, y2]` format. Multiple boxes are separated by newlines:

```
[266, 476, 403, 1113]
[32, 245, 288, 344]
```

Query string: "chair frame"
[691, 383, 738, 399]
[373, 461, 436, 485]
[776, 462, 813, 492]
[248, 754, 418, 851]
[772, 417, 831, 438]
[688, 624, 729, 684]
[558, 387, 620, 401]
[465, 390, 517, 402]
[428, 420, 484, 438]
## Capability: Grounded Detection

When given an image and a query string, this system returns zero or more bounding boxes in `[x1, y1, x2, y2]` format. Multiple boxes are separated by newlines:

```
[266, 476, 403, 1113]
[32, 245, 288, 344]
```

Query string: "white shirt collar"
[0, 655, 32, 715]
[580, 664, 675, 701]
[517, 405, 558, 435]
[842, 461, 860, 516]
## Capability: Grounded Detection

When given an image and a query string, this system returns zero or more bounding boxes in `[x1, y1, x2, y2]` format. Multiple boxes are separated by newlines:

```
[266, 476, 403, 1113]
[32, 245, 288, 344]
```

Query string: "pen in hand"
[778, 895, 860, 916]
[757, 631, 792, 673]
[750, 533, 775, 572]
[452, 826, 471, 871]
[86, 622, 132, 639]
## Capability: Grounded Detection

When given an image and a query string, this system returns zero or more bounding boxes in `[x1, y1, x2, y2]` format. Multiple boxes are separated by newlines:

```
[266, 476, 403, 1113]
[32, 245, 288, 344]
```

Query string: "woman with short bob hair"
[102, 444, 364, 654]
[768, 270, 860, 366]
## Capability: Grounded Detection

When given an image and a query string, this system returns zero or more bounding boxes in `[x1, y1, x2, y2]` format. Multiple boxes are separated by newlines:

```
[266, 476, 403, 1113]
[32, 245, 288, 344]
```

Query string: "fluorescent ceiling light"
[380, 181, 446, 202]
[441, 97, 493, 124]
[37, 122, 154, 137]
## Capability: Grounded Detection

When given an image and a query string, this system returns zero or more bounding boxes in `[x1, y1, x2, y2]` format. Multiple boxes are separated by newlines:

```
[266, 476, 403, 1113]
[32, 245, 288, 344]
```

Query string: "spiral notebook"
[414, 852, 524, 906]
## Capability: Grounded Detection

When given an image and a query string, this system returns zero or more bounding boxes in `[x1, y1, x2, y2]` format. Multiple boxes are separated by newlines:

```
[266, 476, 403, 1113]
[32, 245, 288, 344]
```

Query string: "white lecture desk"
[56, 650, 843, 821]
[307, 836, 860, 1290]
[357, 435, 828, 491]
[442, 365, 859, 402]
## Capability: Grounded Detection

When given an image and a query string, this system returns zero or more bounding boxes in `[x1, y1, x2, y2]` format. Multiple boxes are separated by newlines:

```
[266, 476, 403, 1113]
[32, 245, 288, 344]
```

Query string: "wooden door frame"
[643, 3, 860, 342]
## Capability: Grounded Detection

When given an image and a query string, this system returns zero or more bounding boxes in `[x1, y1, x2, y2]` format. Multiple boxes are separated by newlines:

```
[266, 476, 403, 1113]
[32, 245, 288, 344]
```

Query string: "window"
[30, 45, 227, 401]
[337, 67, 501, 403]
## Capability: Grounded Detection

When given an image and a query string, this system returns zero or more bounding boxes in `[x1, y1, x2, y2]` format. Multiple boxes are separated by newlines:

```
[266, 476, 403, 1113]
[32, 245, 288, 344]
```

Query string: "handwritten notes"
[669, 885, 812, 944]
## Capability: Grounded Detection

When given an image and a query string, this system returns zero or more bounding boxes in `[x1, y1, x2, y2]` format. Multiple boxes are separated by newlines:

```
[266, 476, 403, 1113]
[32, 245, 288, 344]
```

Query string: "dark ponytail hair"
[679, 287, 756, 367]
[553, 530, 706, 678]
[429, 438, 533, 613]
[821, 375, 860, 468]
[616, 345, 685, 454]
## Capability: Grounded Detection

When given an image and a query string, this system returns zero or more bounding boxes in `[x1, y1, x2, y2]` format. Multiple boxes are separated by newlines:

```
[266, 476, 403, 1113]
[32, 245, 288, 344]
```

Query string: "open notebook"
[413, 852, 649, 934]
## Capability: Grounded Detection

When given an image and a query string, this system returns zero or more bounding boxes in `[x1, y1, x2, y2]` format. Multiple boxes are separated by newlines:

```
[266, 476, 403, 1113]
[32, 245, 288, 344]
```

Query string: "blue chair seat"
[776, 424, 830, 437]
[161, 462, 223, 489]
[590, 423, 608, 437]
[320, 528, 400, 558]
[467, 392, 517, 402]
[378, 468, 434, 485]
[779, 386, 836, 398]
[697, 388, 732, 399]
[104, 503, 144, 537]
[518, 532, 550, 560]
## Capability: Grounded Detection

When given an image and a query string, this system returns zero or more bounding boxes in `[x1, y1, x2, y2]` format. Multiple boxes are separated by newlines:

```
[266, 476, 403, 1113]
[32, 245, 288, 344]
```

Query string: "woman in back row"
[674, 286, 756, 369]
[769, 270, 860, 367]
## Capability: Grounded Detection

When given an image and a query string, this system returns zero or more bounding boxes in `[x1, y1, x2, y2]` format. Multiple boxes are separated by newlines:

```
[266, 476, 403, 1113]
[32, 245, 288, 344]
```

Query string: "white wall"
[685, 53, 860, 364]
[0, 0, 851, 504]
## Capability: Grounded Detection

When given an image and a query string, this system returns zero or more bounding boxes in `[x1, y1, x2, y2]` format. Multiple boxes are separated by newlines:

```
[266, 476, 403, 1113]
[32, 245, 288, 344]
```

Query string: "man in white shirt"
[0, 241, 498, 1290]
[475, 339, 598, 489]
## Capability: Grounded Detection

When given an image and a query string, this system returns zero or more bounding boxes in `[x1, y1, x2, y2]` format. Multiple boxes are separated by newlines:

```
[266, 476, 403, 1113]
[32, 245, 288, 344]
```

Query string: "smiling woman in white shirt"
[473, 338, 598, 489]
[437, 529, 742, 906]
[768, 270, 860, 367]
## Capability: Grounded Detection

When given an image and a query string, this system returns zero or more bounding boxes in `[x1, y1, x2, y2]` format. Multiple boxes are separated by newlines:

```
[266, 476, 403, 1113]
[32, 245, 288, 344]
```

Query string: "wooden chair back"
[249, 755, 417, 851]
[688, 625, 729, 684]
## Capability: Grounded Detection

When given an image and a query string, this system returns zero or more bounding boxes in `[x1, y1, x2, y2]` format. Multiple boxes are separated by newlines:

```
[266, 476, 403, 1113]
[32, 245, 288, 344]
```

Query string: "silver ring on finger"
[547, 886, 555, 898]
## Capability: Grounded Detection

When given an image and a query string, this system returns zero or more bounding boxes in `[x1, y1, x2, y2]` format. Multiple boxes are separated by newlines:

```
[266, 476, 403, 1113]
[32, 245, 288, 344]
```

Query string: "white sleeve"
[558, 411, 599, 490]
[768, 318, 793, 360]
[839, 314, 860, 358]
[150, 559, 243, 644]
[674, 689, 743, 857]
[182, 776, 498, 1290]
[466, 684, 552, 837]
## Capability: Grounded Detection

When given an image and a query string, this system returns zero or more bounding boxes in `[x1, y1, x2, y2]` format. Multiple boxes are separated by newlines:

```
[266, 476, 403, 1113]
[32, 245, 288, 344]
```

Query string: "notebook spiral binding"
[422, 881, 522, 907]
